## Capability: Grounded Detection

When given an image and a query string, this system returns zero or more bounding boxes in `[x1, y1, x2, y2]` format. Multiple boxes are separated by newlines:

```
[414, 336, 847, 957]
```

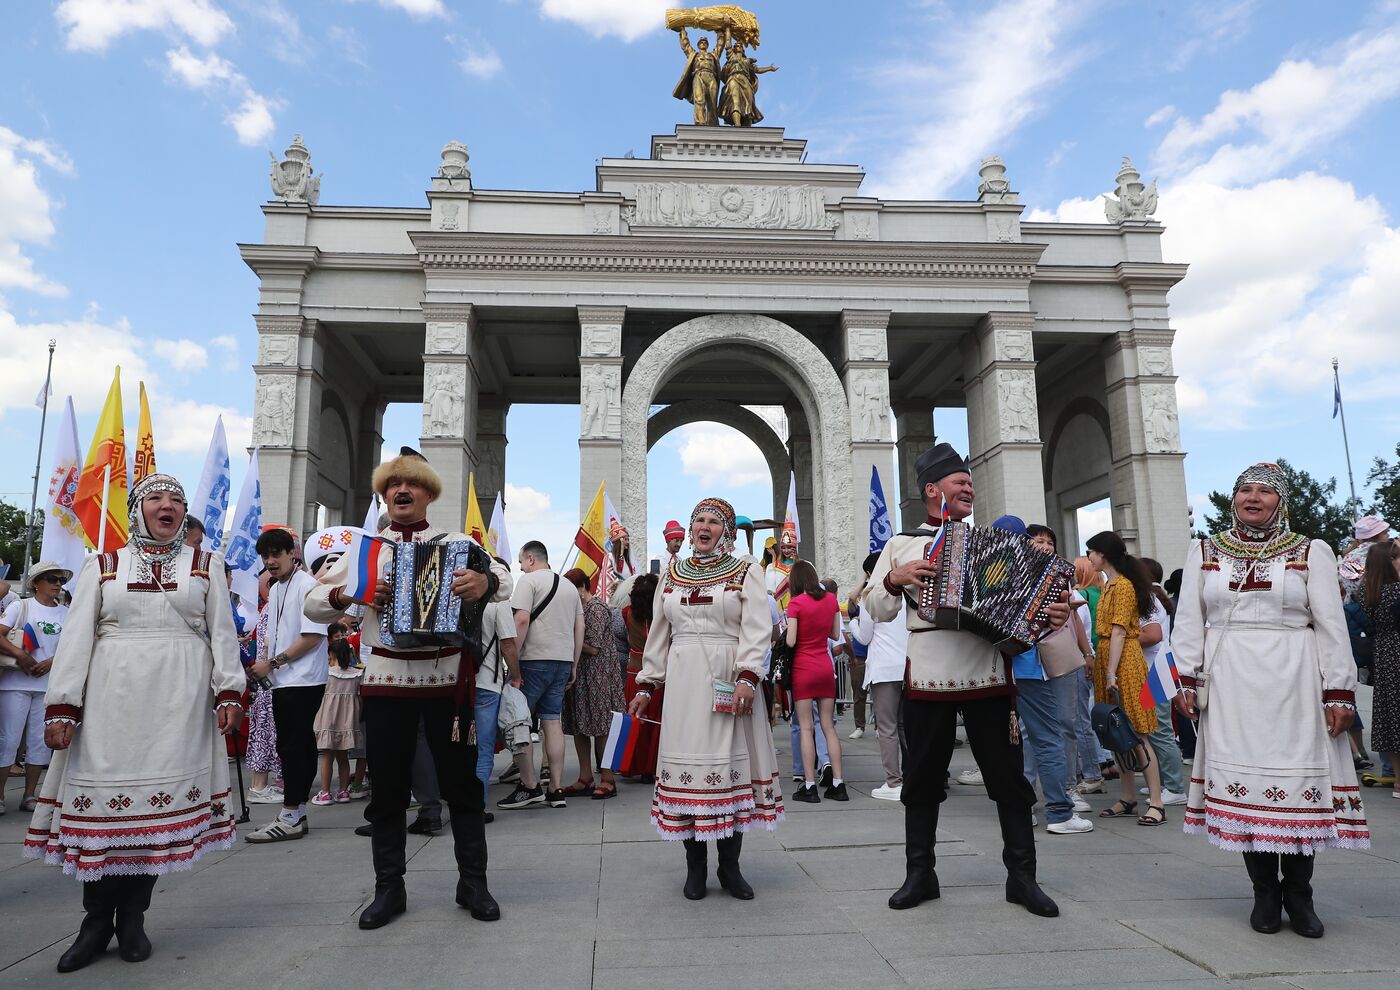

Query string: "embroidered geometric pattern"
[1263, 786, 1287, 802]
[71, 795, 92, 812]
[108, 795, 132, 810]
[1301, 787, 1322, 803]
[185, 787, 202, 803]
[1226, 781, 1248, 797]
[667, 555, 750, 589]
[148, 791, 174, 808]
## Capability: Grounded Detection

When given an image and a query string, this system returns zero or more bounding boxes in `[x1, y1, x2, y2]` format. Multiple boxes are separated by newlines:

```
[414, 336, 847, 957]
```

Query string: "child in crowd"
[310, 638, 364, 805]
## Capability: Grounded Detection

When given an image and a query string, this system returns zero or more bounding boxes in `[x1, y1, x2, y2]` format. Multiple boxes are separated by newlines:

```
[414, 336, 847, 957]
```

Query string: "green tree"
[1200, 458, 1353, 549]
[0, 500, 38, 578]
[1365, 442, 1400, 526]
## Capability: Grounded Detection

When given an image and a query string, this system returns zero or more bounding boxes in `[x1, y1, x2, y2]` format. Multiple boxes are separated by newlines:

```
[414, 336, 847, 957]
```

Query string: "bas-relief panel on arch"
[423, 365, 466, 437]
[1138, 346, 1173, 377]
[254, 376, 297, 447]
[994, 328, 1033, 363]
[622, 182, 839, 230]
[1140, 383, 1182, 453]
[258, 334, 298, 367]
[996, 369, 1040, 442]
[426, 323, 468, 355]
[847, 370, 890, 442]
[581, 323, 622, 358]
[580, 364, 622, 438]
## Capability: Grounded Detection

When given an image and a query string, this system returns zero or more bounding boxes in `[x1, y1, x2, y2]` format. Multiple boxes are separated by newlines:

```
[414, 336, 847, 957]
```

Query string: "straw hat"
[24, 560, 73, 593]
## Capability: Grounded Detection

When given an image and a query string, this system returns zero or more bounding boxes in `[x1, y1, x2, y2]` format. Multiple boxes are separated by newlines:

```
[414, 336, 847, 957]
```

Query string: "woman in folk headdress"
[628, 497, 783, 901]
[25, 473, 246, 973]
[1172, 462, 1370, 940]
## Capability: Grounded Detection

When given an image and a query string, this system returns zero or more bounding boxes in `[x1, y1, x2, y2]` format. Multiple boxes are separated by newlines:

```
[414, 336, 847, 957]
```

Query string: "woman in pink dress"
[785, 560, 847, 803]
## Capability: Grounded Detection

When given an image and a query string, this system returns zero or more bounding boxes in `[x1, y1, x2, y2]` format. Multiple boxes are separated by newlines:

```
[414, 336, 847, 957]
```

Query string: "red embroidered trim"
[882, 574, 900, 597]
[1180, 675, 1198, 689]
[736, 670, 760, 687]
[98, 552, 119, 583]
[329, 587, 346, 611]
[45, 703, 82, 722]
[214, 691, 243, 708]
[1323, 689, 1356, 705]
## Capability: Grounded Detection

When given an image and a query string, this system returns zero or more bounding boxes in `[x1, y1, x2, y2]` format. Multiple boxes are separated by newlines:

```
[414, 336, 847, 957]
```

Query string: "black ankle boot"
[1242, 852, 1282, 934]
[683, 838, 708, 900]
[889, 804, 940, 910]
[1280, 853, 1324, 938]
[452, 810, 500, 921]
[359, 822, 408, 930]
[715, 834, 754, 900]
[114, 875, 156, 962]
[57, 880, 117, 973]
[998, 803, 1059, 917]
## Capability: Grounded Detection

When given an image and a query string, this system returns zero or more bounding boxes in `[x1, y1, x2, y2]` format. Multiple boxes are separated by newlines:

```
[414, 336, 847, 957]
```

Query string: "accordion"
[917, 521, 1074, 651]
[380, 538, 491, 649]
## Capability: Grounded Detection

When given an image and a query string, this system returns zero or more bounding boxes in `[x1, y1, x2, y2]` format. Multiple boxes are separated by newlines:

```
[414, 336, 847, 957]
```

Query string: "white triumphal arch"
[242, 127, 1190, 582]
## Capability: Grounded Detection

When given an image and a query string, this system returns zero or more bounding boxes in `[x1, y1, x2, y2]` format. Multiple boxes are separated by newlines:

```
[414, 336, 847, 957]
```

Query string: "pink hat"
[1354, 516, 1390, 541]
[663, 520, 685, 540]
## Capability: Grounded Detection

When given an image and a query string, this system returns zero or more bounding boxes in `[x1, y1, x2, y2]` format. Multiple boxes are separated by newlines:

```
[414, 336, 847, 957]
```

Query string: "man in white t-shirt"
[474, 590, 519, 813]
[0, 561, 71, 815]
[245, 528, 329, 842]
[498, 541, 583, 811]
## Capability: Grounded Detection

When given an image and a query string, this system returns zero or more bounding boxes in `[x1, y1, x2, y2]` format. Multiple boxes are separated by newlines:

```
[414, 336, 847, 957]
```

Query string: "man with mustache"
[305, 447, 511, 929]
[865, 443, 1069, 920]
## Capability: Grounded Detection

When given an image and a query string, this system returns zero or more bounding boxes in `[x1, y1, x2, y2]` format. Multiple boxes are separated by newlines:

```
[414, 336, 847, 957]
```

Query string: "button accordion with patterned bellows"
[380, 538, 491, 648]
[917, 520, 1074, 651]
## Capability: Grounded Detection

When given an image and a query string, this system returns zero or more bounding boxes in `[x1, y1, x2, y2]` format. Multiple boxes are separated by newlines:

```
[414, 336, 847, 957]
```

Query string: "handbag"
[1036, 625, 1084, 679]
[1091, 689, 1153, 774]
[1, 599, 29, 671]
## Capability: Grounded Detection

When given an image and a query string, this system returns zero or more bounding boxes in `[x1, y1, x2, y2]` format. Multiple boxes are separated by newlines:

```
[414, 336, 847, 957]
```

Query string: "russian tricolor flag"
[21, 624, 45, 662]
[601, 711, 660, 774]
[341, 533, 393, 606]
[1141, 648, 1182, 709]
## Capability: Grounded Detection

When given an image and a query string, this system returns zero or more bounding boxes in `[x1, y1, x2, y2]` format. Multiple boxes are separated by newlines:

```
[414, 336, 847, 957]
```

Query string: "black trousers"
[272, 684, 325, 807]
[363, 695, 485, 828]
[901, 693, 1037, 811]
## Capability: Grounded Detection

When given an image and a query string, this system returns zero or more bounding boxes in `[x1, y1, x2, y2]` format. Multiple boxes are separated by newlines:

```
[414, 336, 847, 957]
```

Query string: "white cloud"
[56, 0, 234, 51]
[1144, 105, 1176, 128]
[1167, 0, 1256, 71]
[674, 423, 769, 487]
[0, 127, 71, 297]
[164, 47, 281, 146]
[1157, 24, 1400, 185]
[227, 92, 279, 146]
[379, 0, 447, 19]
[868, 0, 1085, 199]
[1023, 195, 1101, 223]
[328, 25, 369, 68]
[0, 308, 155, 418]
[459, 42, 504, 80]
[166, 46, 240, 88]
[537, 0, 669, 42]
[154, 397, 252, 455]
[503, 483, 578, 567]
[154, 338, 209, 370]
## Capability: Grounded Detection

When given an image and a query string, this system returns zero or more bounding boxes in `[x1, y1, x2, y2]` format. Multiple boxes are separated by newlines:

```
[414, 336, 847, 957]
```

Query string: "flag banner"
[600, 711, 661, 776]
[40, 397, 87, 580]
[1333, 376, 1342, 419]
[340, 531, 394, 606]
[34, 370, 52, 410]
[603, 490, 635, 577]
[1141, 648, 1182, 709]
[72, 367, 129, 551]
[190, 416, 232, 551]
[573, 481, 608, 594]
[224, 449, 263, 610]
[21, 624, 46, 662]
[488, 493, 511, 566]
[464, 473, 493, 555]
[362, 494, 381, 534]
[783, 472, 801, 546]
[134, 381, 157, 483]
[869, 465, 893, 554]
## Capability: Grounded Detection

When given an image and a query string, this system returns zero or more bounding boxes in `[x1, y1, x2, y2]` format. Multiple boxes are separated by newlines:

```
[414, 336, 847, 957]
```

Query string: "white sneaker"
[1160, 788, 1187, 806]
[848, 727, 865, 739]
[1046, 814, 1094, 834]
[870, 784, 902, 801]
[1069, 791, 1091, 813]
[1078, 779, 1106, 794]
[244, 815, 308, 843]
[248, 786, 285, 805]
[956, 769, 984, 786]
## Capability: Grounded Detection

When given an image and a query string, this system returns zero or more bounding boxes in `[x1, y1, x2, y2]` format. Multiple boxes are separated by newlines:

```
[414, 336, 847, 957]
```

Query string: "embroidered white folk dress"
[23, 547, 246, 878]
[639, 556, 783, 839]
[1172, 536, 1370, 854]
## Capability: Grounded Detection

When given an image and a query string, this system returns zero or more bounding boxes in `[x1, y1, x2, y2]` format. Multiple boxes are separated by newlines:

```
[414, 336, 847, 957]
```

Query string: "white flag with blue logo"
[225, 449, 263, 611]
[869, 465, 893, 553]
[190, 416, 232, 551]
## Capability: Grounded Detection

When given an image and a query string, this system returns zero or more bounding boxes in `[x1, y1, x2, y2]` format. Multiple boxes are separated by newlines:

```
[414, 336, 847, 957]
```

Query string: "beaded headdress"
[689, 497, 737, 559]
[1231, 462, 1290, 539]
[127, 473, 189, 580]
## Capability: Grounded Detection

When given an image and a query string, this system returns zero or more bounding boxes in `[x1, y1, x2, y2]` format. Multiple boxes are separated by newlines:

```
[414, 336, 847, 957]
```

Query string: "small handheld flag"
[340, 532, 394, 606]
[1141, 648, 1182, 709]
[21, 624, 45, 661]
[601, 711, 661, 776]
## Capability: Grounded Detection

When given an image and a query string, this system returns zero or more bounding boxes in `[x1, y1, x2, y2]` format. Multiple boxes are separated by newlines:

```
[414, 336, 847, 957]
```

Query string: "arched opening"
[315, 396, 354, 527]
[1044, 397, 1113, 554]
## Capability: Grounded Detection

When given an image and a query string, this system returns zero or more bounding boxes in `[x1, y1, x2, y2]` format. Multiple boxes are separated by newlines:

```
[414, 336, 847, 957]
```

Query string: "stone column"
[961, 312, 1047, 524]
[578, 306, 625, 519]
[475, 397, 509, 514]
[419, 304, 480, 534]
[353, 397, 386, 527]
[254, 316, 324, 536]
[1103, 329, 1190, 570]
[894, 403, 936, 529]
[840, 310, 896, 558]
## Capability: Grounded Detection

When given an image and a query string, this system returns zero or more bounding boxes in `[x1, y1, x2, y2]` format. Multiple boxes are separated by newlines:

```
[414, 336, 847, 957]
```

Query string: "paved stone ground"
[3, 688, 1397, 989]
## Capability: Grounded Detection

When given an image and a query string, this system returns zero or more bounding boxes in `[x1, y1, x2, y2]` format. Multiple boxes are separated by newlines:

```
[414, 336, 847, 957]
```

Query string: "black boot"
[682, 839, 708, 900]
[57, 879, 117, 973]
[1280, 853, 1324, 938]
[114, 875, 156, 962]
[998, 803, 1059, 917]
[1242, 852, 1282, 934]
[452, 811, 501, 921]
[358, 821, 408, 930]
[715, 834, 754, 900]
[888, 804, 940, 910]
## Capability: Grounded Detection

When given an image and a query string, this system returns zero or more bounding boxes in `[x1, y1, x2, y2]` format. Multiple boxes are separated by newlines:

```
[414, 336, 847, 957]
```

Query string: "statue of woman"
[718, 41, 778, 127]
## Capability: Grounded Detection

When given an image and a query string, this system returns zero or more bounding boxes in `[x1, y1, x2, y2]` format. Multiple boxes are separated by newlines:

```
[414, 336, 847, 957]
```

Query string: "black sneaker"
[406, 814, 441, 835]
[545, 789, 567, 809]
[497, 784, 546, 810]
[819, 763, 834, 788]
[824, 782, 849, 802]
[790, 784, 821, 804]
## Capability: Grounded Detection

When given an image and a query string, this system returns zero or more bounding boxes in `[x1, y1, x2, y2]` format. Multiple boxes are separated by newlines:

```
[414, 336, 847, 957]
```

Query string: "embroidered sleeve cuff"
[736, 670, 760, 687]
[1180, 675, 1198, 689]
[329, 587, 346, 611]
[1322, 689, 1356, 706]
[214, 691, 245, 709]
[634, 682, 654, 694]
[1324, 700, 1357, 711]
[882, 574, 900, 597]
[44, 703, 82, 724]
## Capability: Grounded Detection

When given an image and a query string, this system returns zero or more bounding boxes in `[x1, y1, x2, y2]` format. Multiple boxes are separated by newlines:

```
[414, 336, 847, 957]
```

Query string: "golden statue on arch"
[668, 5, 777, 127]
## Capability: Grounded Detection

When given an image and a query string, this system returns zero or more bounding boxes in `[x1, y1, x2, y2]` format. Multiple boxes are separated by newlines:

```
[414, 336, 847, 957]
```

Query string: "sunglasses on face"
[36, 575, 64, 584]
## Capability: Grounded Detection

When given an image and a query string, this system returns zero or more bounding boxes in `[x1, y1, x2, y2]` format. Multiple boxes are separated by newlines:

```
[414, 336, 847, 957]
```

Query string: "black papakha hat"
[914, 443, 970, 494]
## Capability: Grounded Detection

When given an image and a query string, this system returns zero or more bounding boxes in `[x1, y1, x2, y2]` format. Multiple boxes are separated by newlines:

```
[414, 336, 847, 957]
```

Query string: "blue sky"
[2, 0, 1398, 567]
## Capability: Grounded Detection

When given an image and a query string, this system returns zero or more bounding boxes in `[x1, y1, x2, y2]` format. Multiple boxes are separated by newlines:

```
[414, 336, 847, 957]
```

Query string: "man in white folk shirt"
[244, 528, 328, 844]
[850, 552, 908, 801]
[305, 447, 513, 929]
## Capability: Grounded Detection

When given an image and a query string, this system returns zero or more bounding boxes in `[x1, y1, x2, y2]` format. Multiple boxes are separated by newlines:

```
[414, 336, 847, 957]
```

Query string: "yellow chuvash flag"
[134, 381, 157, 483]
[572, 481, 608, 593]
[464, 473, 494, 555]
[73, 367, 129, 551]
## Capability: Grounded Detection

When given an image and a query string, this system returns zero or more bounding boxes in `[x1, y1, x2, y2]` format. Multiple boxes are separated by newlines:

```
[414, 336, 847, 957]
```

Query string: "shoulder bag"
[1, 599, 30, 670]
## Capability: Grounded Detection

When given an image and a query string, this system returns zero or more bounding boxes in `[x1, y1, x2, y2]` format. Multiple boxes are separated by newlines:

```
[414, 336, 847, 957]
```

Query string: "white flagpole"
[21, 339, 57, 583]
[1332, 358, 1359, 513]
[97, 464, 112, 552]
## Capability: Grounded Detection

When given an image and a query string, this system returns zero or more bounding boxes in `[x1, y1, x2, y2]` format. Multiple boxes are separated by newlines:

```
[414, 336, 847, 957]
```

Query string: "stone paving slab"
[2, 716, 1397, 989]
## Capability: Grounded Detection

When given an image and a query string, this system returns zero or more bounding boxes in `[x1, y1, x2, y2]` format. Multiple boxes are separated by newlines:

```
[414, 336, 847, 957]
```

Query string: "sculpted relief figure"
[426, 367, 465, 436]
[718, 40, 777, 127]
[1142, 385, 1181, 452]
[673, 27, 723, 125]
[998, 372, 1039, 441]
[854, 379, 889, 441]
[581, 364, 620, 437]
[257, 378, 296, 446]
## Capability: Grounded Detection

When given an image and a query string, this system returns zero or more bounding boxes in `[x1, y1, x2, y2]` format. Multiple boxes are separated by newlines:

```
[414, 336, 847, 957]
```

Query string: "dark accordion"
[918, 521, 1074, 651]
[380, 538, 491, 649]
